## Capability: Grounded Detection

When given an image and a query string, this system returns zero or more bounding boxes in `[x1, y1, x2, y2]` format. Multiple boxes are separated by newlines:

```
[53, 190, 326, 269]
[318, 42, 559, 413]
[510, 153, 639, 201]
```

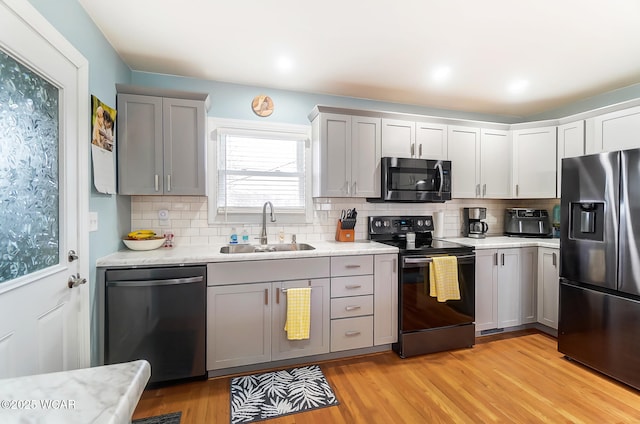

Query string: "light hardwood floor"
[133, 331, 640, 423]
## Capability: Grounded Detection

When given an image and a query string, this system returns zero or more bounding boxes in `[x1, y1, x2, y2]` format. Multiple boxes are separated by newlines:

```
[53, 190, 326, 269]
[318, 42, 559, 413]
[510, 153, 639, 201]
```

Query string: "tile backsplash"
[130, 196, 559, 247]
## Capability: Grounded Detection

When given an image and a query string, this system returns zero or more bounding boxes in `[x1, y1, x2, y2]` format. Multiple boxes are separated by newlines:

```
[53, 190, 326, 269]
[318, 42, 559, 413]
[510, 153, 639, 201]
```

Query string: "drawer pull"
[345, 305, 361, 311]
[345, 331, 361, 337]
[345, 284, 362, 289]
[345, 264, 361, 268]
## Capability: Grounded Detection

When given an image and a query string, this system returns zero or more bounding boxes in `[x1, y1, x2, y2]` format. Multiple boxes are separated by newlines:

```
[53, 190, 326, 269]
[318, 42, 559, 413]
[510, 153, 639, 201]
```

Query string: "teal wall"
[22, 0, 640, 367]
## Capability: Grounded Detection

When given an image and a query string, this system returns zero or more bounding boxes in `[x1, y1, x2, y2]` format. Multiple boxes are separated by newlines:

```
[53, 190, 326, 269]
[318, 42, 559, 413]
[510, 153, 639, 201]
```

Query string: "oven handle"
[403, 254, 475, 266]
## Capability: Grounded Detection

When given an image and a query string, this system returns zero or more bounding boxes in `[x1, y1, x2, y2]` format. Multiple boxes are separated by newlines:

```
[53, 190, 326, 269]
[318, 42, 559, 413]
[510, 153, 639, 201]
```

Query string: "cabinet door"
[415, 122, 447, 159]
[475, 249, 498, 331]
[512, 126, 557, 198]
[480, 129, 511, 198]
[207, 283, 271, 370]
[557, 121, 585, 196]
[594, 105, 640, 153]
[272, 279, 330, 360]
[497, 249, 520, 328]
[117, 94, 163, 195]
[373, 254, 398, 345]
[519, 247, 537, 324]
[163, 98, 206, 195]
[381, 119, 414, 158]
[537, 248, 559, 329]
[318, 113, 351, 197]
[351, 116, 381, 197]
[448, 126, 480, 198]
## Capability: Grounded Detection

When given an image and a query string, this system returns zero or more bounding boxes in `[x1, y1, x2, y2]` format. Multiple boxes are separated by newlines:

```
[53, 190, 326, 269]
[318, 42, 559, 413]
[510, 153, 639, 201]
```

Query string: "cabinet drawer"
[331, 255, 373, 277]
[330, 316, 374, 352]
[331, 295, 373, 319]
[331, 275, 374, 298]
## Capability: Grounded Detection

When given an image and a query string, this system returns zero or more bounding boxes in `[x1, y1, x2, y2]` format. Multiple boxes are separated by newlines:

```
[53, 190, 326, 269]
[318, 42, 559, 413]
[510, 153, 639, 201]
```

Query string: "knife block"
[335, 220, 355, 242]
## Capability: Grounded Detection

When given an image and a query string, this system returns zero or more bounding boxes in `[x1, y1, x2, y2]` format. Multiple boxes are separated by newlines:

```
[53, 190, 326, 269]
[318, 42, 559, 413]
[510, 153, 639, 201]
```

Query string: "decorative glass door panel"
[0, 50, 59, 284]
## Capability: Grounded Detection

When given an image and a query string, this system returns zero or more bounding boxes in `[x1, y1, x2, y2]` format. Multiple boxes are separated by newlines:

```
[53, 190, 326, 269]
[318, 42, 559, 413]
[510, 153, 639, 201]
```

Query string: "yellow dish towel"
[429, 256, 461, 302]
[284, 287, 311, 340]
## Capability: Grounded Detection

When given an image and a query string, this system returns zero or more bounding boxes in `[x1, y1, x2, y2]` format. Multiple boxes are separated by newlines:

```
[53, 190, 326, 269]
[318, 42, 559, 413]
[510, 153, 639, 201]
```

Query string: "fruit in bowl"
[123, 230, 166, 251]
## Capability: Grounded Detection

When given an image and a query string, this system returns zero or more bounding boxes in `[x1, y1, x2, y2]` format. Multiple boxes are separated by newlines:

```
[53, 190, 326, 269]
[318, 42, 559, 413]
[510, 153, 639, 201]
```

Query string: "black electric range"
[369, 215, 473, 255]
[368, 215, 476, 358]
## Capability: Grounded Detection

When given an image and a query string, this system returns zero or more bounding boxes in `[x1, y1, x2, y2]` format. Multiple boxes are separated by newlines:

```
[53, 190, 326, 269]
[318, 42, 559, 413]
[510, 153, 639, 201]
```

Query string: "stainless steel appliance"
[463, 207, 488, 238]
[369, 215, 475, 358]
[559, 149, 640, 390]
[105, 265, 206, 384]
[504, 208, 552, 238]
[368, 157, 451, 203]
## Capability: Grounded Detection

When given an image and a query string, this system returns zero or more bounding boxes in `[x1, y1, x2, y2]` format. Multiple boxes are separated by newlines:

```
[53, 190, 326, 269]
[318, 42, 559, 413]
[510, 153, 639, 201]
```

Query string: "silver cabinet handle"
[345, 264, 361, 268]
[476, 184, 480, 196]
[345, 284, 362, 289]
[483, 184, 486, 196]
[418, 144, 423, 157]
[501, 253, 505, 266]
[167, 174, 171, 192]
[552, 252, 557, 267]
[154, 174, 159, 192]
[345, 331, 361, 337]
[265, 288, 269, 305]
[516, 184, 519, 197]
[411, 143, 415, 157]
[345, 305, 361, 311]
[494, 252, 498, 266]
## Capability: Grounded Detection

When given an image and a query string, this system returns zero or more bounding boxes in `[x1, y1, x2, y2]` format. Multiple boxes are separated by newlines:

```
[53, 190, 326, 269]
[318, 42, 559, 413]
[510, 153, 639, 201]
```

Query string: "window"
[208, 119, 311, 223]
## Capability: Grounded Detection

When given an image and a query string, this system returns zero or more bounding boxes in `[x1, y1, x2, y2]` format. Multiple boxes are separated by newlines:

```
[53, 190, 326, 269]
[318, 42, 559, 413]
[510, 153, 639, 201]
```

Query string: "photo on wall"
[91, 95, 117, 194]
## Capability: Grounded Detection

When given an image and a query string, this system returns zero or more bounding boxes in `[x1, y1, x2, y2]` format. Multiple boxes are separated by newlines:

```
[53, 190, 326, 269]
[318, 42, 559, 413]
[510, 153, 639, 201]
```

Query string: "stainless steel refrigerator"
[559, 149, 640, 390]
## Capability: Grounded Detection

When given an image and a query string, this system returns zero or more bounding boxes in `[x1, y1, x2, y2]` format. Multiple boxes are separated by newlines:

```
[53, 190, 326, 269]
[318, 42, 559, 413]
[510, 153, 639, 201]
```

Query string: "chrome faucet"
[259, 201, 276, 245]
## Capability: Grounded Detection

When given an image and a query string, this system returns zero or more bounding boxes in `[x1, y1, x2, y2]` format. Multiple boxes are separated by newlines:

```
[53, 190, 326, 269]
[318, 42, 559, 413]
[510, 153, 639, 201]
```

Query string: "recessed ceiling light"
[276, 56, 294, 72]
[508, 79, 530, 94]
[431, 66, 451, 83]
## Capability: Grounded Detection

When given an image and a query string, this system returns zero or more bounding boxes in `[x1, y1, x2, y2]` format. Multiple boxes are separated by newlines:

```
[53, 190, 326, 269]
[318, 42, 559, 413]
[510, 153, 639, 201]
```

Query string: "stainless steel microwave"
[368, 157, 452, 203]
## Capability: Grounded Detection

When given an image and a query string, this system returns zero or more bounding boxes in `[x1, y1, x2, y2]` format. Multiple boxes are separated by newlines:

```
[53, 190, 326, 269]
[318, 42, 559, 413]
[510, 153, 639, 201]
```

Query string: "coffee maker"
[463, 207, 489, 238]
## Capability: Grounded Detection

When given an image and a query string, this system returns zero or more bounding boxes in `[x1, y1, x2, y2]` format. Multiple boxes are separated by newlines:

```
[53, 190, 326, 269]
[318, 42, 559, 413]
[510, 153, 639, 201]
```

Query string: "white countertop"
[0, 360, 150, 424]
[444, 236, 560, 249]
[97, 240, 398, 267]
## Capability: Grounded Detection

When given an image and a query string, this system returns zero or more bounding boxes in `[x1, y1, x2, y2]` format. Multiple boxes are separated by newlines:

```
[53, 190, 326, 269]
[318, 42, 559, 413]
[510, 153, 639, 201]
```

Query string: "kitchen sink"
[220, 243, 315, 254]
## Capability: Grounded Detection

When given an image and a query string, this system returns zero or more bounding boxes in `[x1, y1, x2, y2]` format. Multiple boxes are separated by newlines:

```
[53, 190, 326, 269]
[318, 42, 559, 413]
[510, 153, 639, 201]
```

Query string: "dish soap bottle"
[240, 229, 250, 245]
[229, 227, 238, 245]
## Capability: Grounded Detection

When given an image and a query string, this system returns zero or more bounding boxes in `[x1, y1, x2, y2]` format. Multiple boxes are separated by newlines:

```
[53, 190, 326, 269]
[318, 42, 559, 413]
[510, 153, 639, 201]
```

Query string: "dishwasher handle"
[106, 275, 204, 287]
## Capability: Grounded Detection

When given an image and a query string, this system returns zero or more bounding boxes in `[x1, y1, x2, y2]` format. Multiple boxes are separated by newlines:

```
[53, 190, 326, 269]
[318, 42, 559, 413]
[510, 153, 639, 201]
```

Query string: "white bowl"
[123, 238, 165, 251]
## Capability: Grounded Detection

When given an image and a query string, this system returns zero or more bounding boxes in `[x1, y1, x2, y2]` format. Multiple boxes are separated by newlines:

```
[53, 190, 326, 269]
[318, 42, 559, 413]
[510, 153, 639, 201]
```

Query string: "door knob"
[68, 273, 87, 289]
[68, 250, 78, 262]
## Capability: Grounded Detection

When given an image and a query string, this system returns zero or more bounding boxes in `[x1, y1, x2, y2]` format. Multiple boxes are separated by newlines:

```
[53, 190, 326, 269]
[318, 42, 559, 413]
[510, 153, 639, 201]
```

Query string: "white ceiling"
[79, 0, 640, 117]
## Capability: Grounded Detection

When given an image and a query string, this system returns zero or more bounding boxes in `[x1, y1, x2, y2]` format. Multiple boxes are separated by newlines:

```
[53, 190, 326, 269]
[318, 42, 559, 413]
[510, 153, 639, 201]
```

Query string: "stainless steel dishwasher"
[105, 265, 206, 384]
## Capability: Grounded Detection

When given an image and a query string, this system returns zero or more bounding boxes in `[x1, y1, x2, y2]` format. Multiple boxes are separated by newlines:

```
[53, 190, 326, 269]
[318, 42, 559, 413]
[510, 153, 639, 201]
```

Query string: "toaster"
[504, 208, 552, 238]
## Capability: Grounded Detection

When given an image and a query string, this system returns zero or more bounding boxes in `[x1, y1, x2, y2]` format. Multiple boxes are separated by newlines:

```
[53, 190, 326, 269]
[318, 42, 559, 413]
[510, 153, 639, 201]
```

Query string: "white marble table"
[0, 360, 150, 424]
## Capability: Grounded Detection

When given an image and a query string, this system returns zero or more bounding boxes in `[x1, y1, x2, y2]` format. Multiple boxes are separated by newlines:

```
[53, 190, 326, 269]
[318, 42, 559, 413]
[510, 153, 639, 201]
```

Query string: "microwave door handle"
[435, 163, 444, 194]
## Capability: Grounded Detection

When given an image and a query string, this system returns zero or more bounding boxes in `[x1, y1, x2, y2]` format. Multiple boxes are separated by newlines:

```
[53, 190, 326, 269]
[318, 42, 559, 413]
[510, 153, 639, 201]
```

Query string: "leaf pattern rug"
[230, 365, 339, 423]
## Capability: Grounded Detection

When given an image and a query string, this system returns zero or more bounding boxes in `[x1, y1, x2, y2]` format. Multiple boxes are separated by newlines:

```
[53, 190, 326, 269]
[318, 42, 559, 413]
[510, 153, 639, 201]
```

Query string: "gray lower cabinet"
[206, 258, 330, 370]
[537, 247, 559, 329]
[206, 254, 398, 371]
[117, 88, 207, 195]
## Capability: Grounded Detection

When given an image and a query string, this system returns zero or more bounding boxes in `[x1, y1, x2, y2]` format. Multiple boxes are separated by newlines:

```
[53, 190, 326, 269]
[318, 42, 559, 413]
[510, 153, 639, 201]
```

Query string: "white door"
[0, 0, 89, 377]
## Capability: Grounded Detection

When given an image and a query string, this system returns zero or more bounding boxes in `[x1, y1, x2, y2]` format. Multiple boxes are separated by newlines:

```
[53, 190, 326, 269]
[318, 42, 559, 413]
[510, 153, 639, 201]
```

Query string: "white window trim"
[207, 117, 313, 225]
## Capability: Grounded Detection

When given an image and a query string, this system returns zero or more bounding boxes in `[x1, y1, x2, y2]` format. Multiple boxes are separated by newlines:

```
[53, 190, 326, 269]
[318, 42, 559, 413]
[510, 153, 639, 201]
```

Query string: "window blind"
[217, 133, 306, 213]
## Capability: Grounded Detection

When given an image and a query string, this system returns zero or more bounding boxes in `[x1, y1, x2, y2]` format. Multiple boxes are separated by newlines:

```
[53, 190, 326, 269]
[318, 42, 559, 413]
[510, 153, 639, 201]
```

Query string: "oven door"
[399, 253, 475, 333]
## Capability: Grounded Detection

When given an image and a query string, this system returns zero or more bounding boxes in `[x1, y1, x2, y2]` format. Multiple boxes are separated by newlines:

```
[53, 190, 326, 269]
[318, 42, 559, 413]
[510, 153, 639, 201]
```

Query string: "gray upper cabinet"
[117, 85, 208, 195]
